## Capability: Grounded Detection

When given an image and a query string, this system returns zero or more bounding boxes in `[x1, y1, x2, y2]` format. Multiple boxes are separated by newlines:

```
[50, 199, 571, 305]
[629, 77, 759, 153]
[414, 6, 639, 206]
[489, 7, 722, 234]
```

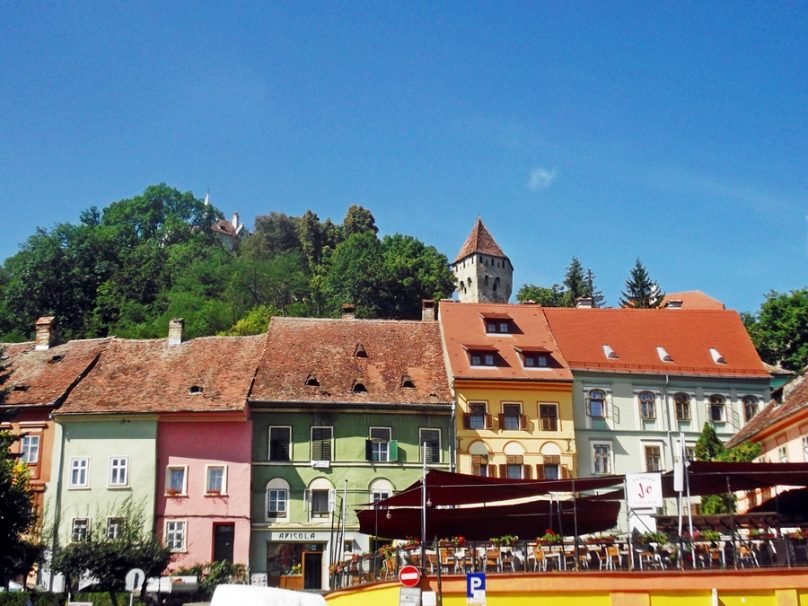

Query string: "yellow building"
[439, 301, 576, 479]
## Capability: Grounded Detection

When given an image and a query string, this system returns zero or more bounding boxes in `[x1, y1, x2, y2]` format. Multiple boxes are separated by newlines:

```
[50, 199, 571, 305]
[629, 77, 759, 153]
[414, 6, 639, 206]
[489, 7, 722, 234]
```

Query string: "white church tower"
[451, 218, 513, 303]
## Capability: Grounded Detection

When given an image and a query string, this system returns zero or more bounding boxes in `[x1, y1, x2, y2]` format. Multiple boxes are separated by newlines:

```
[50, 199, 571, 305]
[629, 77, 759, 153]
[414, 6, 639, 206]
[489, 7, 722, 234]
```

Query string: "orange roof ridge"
[453, 218, 507, 263]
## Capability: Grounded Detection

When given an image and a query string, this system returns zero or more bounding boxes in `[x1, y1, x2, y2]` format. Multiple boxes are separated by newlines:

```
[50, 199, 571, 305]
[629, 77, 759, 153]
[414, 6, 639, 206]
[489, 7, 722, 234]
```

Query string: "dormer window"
[354, 344, 367, 358]
[305, 375, 320, 387]
[603, 345, 619, 359]
[464, 345, 499, 367]
[401, 376, 415, 389]
[515, 346, 551, 369]
[656, 346, 673, 363]
[481, 313, 513, 334]
[709, 348, 726, 364]
[352, 381, 367, 393]
[12, 384, 29, 392]
[49, 355, 64, 363]
[188, 385, 204, 395]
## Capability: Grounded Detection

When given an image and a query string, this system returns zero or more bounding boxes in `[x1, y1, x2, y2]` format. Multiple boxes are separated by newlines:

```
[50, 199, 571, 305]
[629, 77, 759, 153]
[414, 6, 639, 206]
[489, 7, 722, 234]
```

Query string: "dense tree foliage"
[0, 187, 454, 340]
[517, 257, 605, 307]
[743, 288, 808, 371]
[619, 258, 664, 308]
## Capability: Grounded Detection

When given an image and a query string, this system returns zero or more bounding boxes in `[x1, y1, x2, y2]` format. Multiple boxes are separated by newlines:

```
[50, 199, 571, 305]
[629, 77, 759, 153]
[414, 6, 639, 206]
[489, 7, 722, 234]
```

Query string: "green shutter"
[389, 440, 398, 462]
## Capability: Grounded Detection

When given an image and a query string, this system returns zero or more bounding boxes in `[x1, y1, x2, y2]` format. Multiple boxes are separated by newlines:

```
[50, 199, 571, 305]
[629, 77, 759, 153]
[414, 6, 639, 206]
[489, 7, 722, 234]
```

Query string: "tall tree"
[245, 212, 301, 259]
[743, 288, 808, 371]
[619, 258, 664, 308]
[562, 257, 587, 306]
[516, 283, 565, 307]
[320, 232, 385, 318]
[0, 429, 37, 588]
[297, 210, 323, 270]
[342, 205, 378, 237]
[583, 268, 606, 308]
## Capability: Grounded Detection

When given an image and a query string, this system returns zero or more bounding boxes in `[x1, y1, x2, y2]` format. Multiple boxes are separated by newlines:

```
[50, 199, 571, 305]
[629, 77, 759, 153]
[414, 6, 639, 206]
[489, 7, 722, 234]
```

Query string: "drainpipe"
[48, 418, 65, 592]
[663, 375, 682, 537]
[450, 397, 456, 473]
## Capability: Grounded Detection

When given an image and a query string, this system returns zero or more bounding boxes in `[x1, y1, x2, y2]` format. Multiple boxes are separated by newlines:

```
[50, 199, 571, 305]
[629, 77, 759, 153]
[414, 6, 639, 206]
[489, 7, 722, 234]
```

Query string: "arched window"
[369, 478, 394, 505]
[709, 394, 726, 422]
[743, 396, 759, 422]
[306, 478, 335, 521]
[587, 389, 607, 419]
[266, 478, 290, 521]
[638, 391, 656, 420]
[674, 392, 691, 421]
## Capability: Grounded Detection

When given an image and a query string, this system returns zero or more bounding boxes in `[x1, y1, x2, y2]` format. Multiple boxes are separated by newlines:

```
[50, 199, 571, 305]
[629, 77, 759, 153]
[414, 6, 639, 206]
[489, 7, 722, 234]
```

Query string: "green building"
[247, 307, 452, 591]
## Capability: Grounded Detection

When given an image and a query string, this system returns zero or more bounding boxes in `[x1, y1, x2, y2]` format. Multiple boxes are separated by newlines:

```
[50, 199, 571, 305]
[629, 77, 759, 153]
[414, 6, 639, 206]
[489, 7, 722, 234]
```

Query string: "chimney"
[168, 318, 185, 346]
[35, 316, 56, 351]
[576, 297, 593, 309]
[665, 300, 683, 309]
[341, 304, 356, 320]
[231, 212, 240, 229]
[422, 299, 436, 322]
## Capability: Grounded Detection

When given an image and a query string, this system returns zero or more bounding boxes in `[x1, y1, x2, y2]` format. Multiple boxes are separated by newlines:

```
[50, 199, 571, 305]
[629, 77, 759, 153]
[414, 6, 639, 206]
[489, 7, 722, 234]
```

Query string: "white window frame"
[305, 486, 337, 520]
[268, 425, 292, 462]
[501, 402, 522, 431]
[71, 518, 90, 542]
[591, 441, 613, 475]
[419, 428, 441, 464]
[674, 392, 692, 422]
[587, 389, 608, 420]
[778, 445, 788, 463]
[643, 442, 664, 472]
[165, 520, 187, 552]
[468, 401, 487, 430]
[369, 427, 392, 463]
[166, 465, 188, 496]
[20, 434, 40, 464]
[638, 391, 657, 421]
[106, 517, 124, 540]
[266, 479, 290, 521]
[742, 396, 759, 423]
[539, 402, 559, 432]
[802, 436, 808, 463]
[310, 426, 333, 462]
[108, 456, 129, 488]
[205, 464, 227, 495]
[69, 457, 89, 489]
[708, 394, 727, 423]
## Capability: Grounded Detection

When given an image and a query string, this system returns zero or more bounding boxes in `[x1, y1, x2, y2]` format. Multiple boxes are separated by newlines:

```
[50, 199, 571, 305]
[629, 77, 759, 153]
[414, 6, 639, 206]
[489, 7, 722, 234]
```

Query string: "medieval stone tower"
[451, 218, 513, 303]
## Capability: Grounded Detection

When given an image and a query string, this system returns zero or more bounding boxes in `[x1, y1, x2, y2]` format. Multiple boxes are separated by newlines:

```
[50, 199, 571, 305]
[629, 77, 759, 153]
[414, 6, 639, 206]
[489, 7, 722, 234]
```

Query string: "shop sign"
[270, 531, 318, 541]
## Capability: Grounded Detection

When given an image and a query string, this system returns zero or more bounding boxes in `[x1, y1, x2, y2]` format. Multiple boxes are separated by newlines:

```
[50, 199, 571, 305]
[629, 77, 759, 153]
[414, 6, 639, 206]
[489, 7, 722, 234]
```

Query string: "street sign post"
[466, 572, 486, 605]
[124, 568, 145, 606]
[399, 564, 421, 588]
[626, 473, 663, 509]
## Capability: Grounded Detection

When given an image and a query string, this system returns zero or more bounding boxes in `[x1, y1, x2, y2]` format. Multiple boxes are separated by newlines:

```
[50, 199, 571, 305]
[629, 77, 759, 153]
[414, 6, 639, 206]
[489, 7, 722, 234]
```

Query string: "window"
[311, 427, 333, 461]
[524, 353, 549, 368]
[69, 458, 89, 488]
[470, 352, 496, 366]
[269, 426, 291, 461]
[674, 393, 691, 421]
[165, 520, 186, 552]
[587, 390, 607, 419]
[645, 445, 662, 472]
[20, 434, 40, 464]
[506, 464, 523, 479]
[485, 321, 511, 334]
[639, 391, 656, 420]
[592, 443, 612, 474]
[685, 446, 696, 462]
[367, 427, 396, 462]
[71, 518, 89, 542]
[778, 445, 788, 463]
[109, 457, 128, 487]
[107, 517, 124, 540]
[803, 436, 808, 462]
[540, 455, 561, 480]
[420, 429, 441, 463]
[471, 454, 489, 477]
[709, 395, 726, 422]
[467, 402, 488, 430]
[743, 396, 759, 423]
[372, 490, 390, 505]
[267, 488, 288, 518]
[206, 465, 226, 494]
[166, 466, 187, 495]
[500, 403, 523, 431]
[309, 489, 333, 518]
[539, 404, 559, 431]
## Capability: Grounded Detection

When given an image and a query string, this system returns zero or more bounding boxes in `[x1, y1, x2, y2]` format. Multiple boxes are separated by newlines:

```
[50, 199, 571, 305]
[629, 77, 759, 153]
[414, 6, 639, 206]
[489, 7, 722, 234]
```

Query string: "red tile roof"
[249, 317, 452, 405]
[211, 218, 237, 236]
[453, 218, 508, 263]
[0, 339, 109, 408]
[57, 335, 265, 415]
[543, 308, 769, 378]
[662, 290, 726, 310]
[728, 368, 808, 447]
[439, 302, 573, 382]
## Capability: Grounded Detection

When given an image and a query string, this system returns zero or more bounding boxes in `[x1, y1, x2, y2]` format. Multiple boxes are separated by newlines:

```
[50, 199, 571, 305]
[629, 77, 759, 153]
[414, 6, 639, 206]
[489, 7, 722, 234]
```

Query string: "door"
[213, 523, 235, 563]
[303, 551, 323, 590]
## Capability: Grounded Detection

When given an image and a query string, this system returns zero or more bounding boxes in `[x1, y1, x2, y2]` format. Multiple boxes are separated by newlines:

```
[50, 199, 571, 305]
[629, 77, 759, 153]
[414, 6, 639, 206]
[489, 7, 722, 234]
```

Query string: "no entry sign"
[399, 564, 421, 587]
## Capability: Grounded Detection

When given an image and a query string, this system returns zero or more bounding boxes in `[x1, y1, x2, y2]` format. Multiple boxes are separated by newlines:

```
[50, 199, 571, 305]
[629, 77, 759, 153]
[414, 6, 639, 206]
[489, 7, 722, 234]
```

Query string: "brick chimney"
[422, 299, 436, 322]
[35, 316, 56, 351]
[168, 318, 185, 346]
[576, 297, 593, 309]
[341, 304, 356, 320]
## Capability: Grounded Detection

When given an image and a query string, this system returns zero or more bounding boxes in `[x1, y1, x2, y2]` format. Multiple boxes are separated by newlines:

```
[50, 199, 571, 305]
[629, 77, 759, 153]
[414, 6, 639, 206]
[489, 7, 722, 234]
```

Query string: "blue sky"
[1, 2, 805, 313]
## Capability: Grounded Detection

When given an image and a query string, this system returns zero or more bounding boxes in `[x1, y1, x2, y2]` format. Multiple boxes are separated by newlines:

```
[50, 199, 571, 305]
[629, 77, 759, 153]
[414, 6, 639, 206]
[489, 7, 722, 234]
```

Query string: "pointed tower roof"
[453, 218, 508, 263]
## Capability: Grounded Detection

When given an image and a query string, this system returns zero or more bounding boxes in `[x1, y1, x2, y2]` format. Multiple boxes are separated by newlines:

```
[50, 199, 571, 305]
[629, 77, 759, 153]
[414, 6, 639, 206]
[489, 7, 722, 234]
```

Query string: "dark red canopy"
[661, 462, 808, 497]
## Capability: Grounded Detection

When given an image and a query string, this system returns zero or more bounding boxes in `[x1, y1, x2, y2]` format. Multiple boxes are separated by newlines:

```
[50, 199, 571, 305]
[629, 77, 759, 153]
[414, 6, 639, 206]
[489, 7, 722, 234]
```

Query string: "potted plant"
[641, 531, 668, 546]
[280, 564, 303, 590]
[539, 529, 562, 545]
[166, 487, 180, 496]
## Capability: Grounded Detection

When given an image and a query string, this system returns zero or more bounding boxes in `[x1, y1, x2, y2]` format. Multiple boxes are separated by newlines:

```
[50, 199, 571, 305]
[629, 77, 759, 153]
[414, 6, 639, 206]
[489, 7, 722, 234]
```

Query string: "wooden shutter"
[499, 464, 507, 478]
[506, 455, 524, 465]
[485, 413, 493, 429]
[471, 455, 482, 476]
[365, 440, 373, 461]
[561, 465, 570, 479]
[488, 465, 497, 478]
[497, 414, 505, 429]
[536, 464, 545, 479]
[389, 440, 398, 462]
[463, 413, 471, 429]
[523, 465, 532, 479]
[544, 455, 560, 465]
[520, 415, 528, 430]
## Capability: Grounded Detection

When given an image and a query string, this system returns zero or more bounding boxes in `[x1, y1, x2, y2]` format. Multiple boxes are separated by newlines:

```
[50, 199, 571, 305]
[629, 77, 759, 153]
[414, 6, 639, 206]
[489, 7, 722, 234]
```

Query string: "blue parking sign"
[466, 572, 485, 598]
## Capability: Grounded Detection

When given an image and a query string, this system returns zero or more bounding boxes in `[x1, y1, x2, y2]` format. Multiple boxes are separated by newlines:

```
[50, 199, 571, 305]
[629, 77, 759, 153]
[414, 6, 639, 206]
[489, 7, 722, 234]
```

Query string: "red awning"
[661, 462, 808, 497]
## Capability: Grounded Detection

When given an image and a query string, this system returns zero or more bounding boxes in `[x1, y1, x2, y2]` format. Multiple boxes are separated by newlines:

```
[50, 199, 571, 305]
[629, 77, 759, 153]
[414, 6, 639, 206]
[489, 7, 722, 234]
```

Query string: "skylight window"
[354, 344, 367, 358]
[49, 355, 64, 363]
[188, 385, 203, 394]
[602, 345, 619, 359]
[656, 346, 673, 362]
[353, 381, 367, 393]
[401, 375, 415, 388]
[709, 348, 727, 364]
[305, 375, 320, 387]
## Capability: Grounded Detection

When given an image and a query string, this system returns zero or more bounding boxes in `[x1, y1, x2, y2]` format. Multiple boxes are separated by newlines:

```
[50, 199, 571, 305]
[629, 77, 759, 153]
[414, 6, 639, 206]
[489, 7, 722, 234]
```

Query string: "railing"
[329, 532, 808, 589]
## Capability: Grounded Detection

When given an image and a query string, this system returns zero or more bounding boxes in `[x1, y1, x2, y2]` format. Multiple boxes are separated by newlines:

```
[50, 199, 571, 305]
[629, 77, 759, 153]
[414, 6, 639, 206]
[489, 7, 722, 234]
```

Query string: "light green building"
[247, 311, 453, 591]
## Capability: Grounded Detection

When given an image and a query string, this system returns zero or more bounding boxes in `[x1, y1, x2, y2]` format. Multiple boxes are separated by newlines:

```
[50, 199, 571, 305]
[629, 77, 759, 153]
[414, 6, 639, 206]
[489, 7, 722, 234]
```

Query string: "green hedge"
[0, 594, 61, 606]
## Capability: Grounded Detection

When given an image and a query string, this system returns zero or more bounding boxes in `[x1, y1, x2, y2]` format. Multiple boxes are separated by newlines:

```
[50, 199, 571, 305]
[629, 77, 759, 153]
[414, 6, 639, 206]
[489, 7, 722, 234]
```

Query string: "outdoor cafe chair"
[485, 548, 502, 572]
[531, 546, 547, 571]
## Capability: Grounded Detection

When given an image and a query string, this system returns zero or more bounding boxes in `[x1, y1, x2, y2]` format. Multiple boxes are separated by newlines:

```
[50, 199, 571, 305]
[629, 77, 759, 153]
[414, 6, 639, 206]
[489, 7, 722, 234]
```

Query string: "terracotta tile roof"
[249, 317, 452, 405]
[211, 218, 237, 236]
[728, 368, 808, 447]
[439, 301, 573, 382]
[453, 218, 508, 263]
[662, 290, 726, 310]
[543, 308, 769, 378]
[57, 335, 265, 415]
[0, 339, 109, 408]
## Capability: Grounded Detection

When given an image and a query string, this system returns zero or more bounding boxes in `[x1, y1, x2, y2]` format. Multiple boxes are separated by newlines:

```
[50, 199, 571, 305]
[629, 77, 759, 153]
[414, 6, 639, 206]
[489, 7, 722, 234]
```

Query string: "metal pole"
[572, 479, 579, 571]
[421, 441, 427, 572]
[625, 476, 634, 571]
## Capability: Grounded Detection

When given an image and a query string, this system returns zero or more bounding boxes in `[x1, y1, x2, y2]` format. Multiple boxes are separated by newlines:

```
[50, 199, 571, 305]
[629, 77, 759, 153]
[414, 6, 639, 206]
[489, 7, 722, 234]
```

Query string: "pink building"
[729, 368, 808, 509]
